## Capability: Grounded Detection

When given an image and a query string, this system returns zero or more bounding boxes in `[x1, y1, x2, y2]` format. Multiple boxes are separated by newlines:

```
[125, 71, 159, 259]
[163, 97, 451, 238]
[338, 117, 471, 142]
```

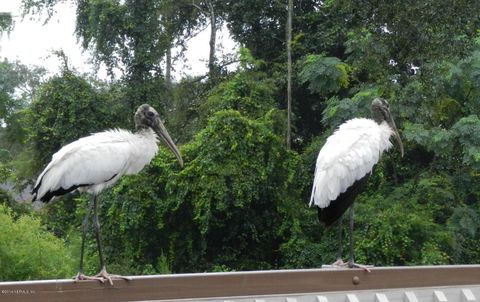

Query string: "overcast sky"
[0, 0, 237, 80]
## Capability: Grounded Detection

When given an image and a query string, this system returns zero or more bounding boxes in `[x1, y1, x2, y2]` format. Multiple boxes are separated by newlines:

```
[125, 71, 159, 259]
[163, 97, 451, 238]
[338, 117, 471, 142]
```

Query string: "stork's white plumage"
[33, 128, 160, 201]
[310, 118, 393, 209]
[32, 104, 183, 285]
[310, 98, 403, 270]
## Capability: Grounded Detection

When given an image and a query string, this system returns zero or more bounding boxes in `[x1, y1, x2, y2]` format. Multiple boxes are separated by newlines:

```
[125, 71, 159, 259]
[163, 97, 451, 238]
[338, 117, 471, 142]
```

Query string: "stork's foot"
[73, 268, 131, 286]
[322, 259, 373, 272]
[321, 258, 347, 269]
[332, 258, 346, 267]
[94, 267, 132, 286]
[73, 272, 105, 283]
[347, 260, 373, 273]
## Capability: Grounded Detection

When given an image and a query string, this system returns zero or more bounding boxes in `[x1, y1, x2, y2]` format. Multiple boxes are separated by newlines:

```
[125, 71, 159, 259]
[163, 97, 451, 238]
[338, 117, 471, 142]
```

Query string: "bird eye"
[147, 111, 155, 118]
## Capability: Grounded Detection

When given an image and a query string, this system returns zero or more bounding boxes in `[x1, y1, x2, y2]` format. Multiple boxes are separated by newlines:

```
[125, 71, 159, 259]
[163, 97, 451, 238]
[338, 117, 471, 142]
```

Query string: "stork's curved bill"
[152, 118, 184, 167]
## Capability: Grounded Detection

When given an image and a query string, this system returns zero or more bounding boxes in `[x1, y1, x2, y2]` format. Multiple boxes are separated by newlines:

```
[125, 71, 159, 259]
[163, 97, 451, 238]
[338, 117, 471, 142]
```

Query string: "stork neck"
[135, 125, 149, 132]
[135, 127, 156, 140]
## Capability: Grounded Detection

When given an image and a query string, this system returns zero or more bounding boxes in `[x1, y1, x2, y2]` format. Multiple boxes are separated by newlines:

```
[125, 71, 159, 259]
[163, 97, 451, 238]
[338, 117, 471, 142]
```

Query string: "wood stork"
[310, 98, 403, 269]
[32, 104, 183, 285]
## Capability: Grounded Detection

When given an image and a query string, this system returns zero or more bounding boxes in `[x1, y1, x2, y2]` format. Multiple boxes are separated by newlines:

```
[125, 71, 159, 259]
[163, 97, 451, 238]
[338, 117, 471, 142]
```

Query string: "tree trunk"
[207, 0, 217, 79]
[286, 0, 293, 149]
[166, 45, 172, 87]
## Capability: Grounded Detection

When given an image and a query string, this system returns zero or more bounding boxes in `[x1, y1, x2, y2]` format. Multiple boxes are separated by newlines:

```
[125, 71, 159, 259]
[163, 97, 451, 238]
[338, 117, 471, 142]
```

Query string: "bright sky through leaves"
[0, 0, 237, 80]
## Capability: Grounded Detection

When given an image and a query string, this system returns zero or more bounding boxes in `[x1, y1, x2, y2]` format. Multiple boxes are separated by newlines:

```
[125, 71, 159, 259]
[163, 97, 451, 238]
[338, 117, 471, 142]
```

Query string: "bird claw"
[73, 272, 104, 283]
[332, 258, 346, 267]
[321, 258, 347, 269]
[94, 267, 132, 286]
[322, 259, 373, 272]
[73, 268, 131, 286]
[348, 261, 373, 272]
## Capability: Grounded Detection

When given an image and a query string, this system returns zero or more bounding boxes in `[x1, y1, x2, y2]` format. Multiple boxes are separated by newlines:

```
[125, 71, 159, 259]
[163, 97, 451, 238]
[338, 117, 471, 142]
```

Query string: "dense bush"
[0, 204, 76, 281]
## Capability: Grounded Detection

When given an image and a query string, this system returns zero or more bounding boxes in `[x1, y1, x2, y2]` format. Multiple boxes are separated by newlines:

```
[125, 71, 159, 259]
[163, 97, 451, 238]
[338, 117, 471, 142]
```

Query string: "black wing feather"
[317, 173, 370, 227]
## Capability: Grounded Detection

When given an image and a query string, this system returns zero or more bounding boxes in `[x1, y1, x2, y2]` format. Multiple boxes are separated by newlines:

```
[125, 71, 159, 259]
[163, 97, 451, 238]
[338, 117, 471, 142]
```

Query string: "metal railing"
[0, 265, 479, 302]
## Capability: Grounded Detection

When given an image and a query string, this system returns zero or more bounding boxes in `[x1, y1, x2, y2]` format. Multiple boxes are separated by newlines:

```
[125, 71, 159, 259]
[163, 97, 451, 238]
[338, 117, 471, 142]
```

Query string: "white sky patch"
[389, 59, 398, 66]
[172, 23, 239, 80]
[380, 24, 392, 34]
[0, 0, 97, 76]
[407, 63, 420, 75]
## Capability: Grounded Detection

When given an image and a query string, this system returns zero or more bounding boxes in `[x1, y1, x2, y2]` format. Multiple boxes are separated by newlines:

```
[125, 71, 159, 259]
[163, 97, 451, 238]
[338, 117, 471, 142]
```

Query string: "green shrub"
[0, 204, 76, 281]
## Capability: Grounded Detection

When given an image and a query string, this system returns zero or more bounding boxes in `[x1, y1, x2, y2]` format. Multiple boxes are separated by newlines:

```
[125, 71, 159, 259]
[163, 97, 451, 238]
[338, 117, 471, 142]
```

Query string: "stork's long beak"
[386, 112, 404, 157]
[153, 119, 184, 167]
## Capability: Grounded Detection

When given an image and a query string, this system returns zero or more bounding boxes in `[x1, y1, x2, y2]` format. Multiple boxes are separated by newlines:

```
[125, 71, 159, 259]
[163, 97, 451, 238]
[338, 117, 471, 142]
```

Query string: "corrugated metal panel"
[164, 286, 480, 302]
[462, 289, 477, 302]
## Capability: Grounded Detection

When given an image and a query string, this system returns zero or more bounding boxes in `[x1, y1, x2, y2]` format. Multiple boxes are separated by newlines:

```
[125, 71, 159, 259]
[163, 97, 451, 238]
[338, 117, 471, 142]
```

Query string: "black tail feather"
[33, 184, 91, 203]
[317, 174, 370, 227]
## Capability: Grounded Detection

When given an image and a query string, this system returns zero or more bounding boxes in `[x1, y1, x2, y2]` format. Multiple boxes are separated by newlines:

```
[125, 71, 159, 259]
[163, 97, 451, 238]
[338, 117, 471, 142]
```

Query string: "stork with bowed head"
[32, 104, 183, 285]
[310, 98, 403, 270]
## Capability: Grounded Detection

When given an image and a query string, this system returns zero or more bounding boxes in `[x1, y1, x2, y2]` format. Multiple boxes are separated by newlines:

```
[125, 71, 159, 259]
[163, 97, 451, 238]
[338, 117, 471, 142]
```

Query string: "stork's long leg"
[92, 195, 131, 285]
[92, 195, 106, 270]
[337, 214, 344, 261]
[78, 200, 93, 273]
[347, 205, 372, 272]
[324, 215, 346, 268]
[348, 205, 354, 267]
[74, 197, 95, 282]
[80, 198, 94, 272]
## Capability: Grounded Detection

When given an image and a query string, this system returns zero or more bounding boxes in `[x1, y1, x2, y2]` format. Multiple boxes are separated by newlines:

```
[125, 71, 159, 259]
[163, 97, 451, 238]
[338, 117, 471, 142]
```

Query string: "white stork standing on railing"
[32, 104, 183, 285]
[310, 98, 404, 270]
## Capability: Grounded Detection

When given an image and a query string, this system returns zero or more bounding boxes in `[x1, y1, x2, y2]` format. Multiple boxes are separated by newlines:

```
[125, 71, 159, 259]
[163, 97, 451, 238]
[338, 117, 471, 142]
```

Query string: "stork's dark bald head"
[134, 103, 184, 166]
[135, 104, 161, 130]
[371, 98, 404, 157]
[371, 98, 390, 124]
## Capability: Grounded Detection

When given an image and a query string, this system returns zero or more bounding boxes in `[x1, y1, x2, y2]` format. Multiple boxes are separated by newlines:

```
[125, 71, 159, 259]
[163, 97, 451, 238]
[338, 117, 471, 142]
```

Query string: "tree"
[26, 69, 122, 170]
[334, 0, 480, 81]
[191, 0, 225, 79]
[23, 0, 199, 107]
[286, 0, 293, 148]
[0, 59, 46, 121]
[0, 60, 47, 185]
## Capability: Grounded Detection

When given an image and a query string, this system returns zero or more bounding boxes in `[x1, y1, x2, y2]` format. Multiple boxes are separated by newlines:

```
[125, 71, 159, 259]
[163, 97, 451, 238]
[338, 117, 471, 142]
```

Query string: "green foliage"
[321, 87, 381, 128]
[452, 115, 480, 169]
[203, 70, 277, 121]
[0, 149, 13, 182]
[223, 0, 320, 62]
[299, 54, 352, 95]
[337, 0, 480, 82]
[76, 0, 198, 106]
[404, 115, 480, 170]
[0, 204, 76, 281]
[0, 60, 47, 147]
[354, 175, 454, 266]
